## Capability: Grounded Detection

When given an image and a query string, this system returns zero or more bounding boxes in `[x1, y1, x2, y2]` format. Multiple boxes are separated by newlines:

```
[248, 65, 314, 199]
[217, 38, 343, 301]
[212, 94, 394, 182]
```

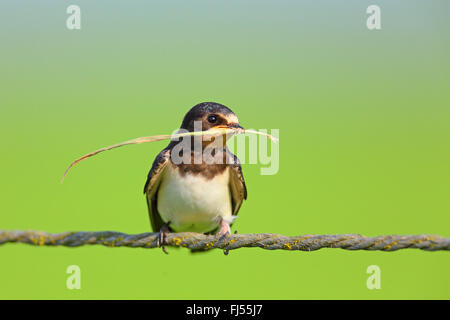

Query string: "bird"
[143, 102, 247, 253]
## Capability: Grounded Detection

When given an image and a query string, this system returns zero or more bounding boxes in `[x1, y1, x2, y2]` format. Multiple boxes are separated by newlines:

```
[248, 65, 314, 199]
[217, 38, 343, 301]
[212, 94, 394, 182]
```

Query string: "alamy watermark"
[366, 5, 381, 30]
[169, 121, 279, 175]
[66, 265, 81, 290]
[66, 5, 81, 30]
[366, 265, 381, 290]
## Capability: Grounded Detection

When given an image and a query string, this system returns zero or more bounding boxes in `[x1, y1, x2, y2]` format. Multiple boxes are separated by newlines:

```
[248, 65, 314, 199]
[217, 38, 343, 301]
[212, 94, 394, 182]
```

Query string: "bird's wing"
[144, 148, 171, 232]
[227, 150, 247, 216]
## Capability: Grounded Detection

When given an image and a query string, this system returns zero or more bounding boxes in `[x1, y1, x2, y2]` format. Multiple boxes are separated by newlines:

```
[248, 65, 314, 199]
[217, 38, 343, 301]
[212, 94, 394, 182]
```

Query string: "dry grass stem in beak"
[61, 127, 278, 182]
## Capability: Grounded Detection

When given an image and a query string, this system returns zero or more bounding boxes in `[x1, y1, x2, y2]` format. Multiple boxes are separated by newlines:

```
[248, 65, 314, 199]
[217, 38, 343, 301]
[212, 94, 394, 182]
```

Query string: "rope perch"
[0, 230, 449, 252]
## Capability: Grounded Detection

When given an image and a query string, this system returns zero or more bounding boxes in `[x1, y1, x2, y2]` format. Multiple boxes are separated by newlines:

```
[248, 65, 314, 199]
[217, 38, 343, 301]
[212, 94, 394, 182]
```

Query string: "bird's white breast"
[157, 164, 233, 233]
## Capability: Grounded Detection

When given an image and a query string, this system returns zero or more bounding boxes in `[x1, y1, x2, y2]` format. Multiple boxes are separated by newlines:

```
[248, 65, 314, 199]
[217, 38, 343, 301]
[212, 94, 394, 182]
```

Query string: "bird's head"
[180, 102, 243, 133]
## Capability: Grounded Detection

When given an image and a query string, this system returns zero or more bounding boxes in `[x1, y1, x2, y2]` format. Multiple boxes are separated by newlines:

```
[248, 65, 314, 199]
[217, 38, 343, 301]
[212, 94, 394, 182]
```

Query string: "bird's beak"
[212, 123, 244, 138]
[225, 123, 244, 130]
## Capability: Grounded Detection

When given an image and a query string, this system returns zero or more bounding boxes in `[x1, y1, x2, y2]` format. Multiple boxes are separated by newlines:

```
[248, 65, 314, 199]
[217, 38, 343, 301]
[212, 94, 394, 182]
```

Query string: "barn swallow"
[143, 102, 247, 253]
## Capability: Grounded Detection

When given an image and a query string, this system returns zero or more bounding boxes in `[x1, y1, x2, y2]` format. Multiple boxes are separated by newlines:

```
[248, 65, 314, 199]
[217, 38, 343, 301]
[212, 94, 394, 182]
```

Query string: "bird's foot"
[157, 222, 171, 254]
[224, 230, 238, 256]
[215, 218, 234, 256]
[216, 218, 231, 239]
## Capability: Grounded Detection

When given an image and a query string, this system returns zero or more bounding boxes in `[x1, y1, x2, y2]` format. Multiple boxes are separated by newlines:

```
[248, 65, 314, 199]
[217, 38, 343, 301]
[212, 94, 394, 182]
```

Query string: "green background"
[1, 0, 449, 299]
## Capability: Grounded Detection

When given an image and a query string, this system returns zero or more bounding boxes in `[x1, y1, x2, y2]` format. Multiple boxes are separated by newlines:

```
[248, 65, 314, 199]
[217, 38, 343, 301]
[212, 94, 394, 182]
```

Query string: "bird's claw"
[157, 223, 170, 254]
[216, 218, 231, 238]
[223, 230, 238, 256]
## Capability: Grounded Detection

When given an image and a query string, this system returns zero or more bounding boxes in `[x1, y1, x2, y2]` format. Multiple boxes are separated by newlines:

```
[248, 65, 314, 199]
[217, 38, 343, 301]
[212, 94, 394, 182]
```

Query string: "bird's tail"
[189, 248, 210, 254]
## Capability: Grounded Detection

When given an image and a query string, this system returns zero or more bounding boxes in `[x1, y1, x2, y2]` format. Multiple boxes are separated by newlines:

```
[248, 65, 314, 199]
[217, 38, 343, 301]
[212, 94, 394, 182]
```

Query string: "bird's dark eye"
[207, 115, 217, 123]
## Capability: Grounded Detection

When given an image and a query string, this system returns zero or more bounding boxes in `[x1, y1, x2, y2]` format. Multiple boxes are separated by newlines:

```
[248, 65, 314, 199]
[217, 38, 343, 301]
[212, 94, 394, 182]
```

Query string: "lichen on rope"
[0, 230, 449, 252]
